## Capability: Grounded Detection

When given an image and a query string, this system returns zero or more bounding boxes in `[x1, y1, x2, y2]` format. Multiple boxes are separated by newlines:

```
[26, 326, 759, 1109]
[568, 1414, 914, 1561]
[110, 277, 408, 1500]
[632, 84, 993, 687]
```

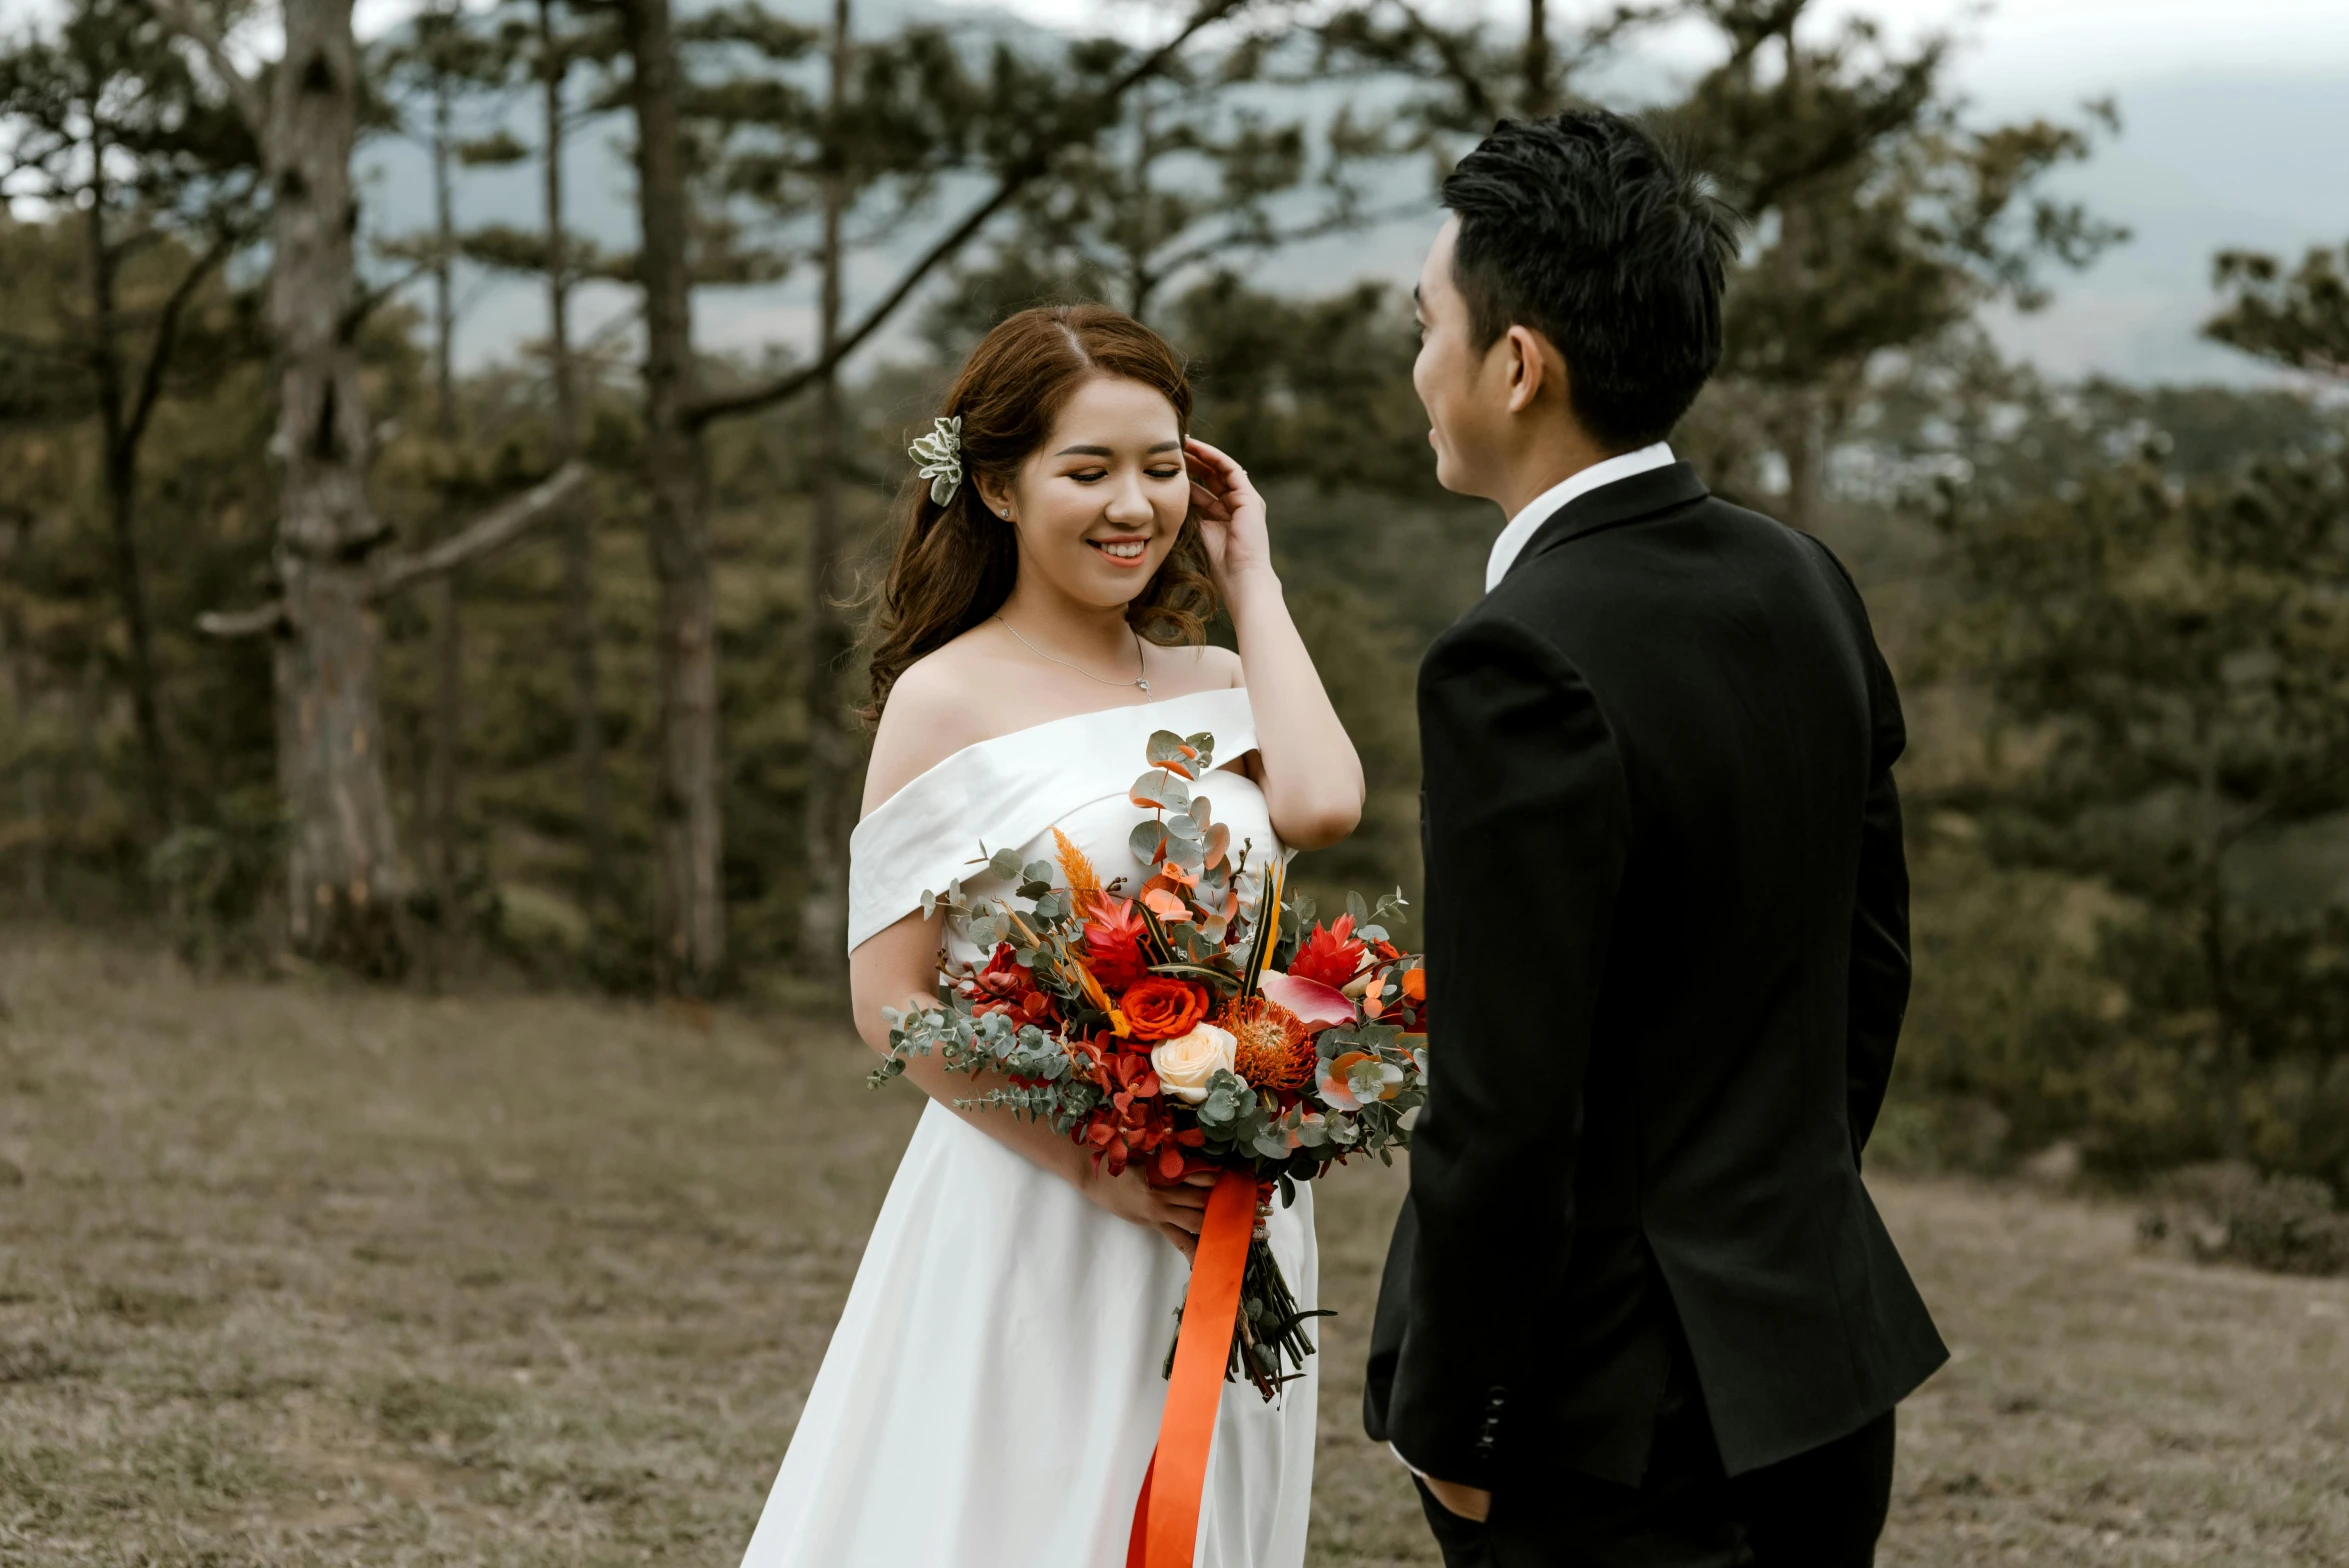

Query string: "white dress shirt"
[1483, 442, 1677, 593]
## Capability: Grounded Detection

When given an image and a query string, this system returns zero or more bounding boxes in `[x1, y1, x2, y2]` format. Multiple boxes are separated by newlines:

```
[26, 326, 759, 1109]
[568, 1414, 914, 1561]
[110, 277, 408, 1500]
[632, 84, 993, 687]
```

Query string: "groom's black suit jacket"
[1364, 463, 1947, 1491]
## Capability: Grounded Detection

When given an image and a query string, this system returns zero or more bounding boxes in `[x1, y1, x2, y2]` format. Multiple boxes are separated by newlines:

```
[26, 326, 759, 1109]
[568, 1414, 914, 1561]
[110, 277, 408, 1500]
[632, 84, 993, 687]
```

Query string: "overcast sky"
[15, 0, 2335, 385]
[936, 0, 2349, 385]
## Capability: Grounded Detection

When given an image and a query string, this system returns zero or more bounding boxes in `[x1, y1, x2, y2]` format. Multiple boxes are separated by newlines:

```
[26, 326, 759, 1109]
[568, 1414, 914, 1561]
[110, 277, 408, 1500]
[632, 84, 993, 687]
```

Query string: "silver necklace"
[994, 614, 1151, 694]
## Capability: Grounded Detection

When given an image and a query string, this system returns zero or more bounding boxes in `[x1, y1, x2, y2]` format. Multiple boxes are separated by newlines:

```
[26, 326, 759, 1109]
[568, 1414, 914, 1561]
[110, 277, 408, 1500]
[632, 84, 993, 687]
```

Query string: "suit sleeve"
[1845, 626, 1911, 1163]
[1387, 614, 1631, 1487]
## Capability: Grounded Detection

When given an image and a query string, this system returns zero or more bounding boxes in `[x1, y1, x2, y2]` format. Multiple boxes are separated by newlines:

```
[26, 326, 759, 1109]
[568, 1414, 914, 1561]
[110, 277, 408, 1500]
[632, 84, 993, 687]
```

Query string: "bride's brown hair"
[859, 305, 1218, 726]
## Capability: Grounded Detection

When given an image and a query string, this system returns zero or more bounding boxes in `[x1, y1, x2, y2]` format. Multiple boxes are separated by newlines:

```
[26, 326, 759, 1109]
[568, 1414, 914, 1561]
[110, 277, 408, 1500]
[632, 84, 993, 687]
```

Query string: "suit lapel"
[1502, 463, 1711, 584]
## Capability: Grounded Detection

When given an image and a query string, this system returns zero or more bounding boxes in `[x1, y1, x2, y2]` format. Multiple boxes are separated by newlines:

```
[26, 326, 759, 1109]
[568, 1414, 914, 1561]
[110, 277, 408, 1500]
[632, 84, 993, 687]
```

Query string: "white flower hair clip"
[909, 415, 964, 506]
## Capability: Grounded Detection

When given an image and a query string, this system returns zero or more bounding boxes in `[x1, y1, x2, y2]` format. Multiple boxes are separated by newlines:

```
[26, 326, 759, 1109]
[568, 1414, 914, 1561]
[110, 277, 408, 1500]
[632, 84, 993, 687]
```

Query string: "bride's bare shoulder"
[1192, 643, 1244, 689]
[861, 637, 1014, 816]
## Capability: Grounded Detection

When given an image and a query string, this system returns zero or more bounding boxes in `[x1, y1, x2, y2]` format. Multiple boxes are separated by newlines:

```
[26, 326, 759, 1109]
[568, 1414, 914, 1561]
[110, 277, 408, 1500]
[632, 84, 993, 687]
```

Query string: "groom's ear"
[1498, 323, 1566, 416]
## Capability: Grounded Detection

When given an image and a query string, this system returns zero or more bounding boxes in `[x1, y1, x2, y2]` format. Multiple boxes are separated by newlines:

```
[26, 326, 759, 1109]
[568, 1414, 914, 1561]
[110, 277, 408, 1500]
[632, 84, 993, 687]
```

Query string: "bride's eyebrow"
[1052, 441, 1183, 457]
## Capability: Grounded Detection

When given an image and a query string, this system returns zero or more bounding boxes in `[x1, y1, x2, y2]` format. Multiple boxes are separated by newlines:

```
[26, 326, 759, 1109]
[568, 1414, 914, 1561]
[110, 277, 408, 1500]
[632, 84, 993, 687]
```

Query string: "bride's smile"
[977, 374, 1194, 606]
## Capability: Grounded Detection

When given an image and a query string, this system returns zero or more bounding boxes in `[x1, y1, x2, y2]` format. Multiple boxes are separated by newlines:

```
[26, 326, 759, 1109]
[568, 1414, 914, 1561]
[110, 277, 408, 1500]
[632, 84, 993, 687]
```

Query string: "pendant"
[1137, 680, 1151, 694]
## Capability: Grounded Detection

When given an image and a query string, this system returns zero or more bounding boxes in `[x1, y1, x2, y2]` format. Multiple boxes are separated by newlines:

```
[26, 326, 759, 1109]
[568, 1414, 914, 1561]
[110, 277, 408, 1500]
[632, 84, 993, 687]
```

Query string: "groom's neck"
[1489, 420, 1619, 522]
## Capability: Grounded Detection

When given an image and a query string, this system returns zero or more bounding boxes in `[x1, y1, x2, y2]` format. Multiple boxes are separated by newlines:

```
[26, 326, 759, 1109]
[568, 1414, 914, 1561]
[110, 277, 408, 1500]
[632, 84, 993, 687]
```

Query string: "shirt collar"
[1483, 442, 1676, 593]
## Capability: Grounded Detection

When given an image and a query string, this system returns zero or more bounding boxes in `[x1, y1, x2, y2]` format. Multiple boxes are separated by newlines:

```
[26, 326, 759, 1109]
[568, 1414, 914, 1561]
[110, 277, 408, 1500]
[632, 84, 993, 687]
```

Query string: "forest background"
[5, 0, 2349, 1257]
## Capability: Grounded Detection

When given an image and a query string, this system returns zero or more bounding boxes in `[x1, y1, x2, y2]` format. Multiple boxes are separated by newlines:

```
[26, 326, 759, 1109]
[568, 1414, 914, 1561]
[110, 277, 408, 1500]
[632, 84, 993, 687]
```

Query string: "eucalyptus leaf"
[1146, 730, 1195, 772]
[989, 848, 1023, 880]
[1129, 820, 1169, 862]
[1130, 768, 1191, 810]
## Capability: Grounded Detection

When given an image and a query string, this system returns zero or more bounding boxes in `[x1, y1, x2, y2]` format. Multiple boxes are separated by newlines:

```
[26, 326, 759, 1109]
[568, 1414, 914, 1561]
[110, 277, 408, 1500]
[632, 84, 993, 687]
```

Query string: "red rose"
[1120, 976, 1211, 1042]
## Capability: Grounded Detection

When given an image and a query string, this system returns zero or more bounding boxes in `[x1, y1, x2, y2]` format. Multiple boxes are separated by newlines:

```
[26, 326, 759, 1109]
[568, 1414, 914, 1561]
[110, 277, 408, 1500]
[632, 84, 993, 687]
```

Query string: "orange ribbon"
[1126, 1167, 1259, 1568]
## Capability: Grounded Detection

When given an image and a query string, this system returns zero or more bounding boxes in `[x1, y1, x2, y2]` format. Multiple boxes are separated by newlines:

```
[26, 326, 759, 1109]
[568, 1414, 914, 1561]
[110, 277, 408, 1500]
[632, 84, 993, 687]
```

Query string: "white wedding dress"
[739, 686, 1318, 1568]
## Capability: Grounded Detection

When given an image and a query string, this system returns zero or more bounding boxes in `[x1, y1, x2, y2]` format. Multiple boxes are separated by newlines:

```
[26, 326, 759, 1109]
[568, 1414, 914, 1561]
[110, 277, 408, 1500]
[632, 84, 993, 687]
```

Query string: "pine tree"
[2206, 240, 2349, 383]
[0, 0, 260, 832]
[374, 1, 516, 944]
[1659, 1, 2123, 530]
[154, 0, 588, 973]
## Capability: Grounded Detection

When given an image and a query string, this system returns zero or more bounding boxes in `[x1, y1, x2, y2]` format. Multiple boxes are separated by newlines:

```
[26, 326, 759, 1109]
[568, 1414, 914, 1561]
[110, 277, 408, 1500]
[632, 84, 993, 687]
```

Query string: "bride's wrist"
[1220, 566, 1283, 616]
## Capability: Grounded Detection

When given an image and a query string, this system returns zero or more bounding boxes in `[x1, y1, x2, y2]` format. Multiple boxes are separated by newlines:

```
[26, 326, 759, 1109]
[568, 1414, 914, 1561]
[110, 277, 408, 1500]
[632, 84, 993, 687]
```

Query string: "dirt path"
[0, 929, 2340, 1565]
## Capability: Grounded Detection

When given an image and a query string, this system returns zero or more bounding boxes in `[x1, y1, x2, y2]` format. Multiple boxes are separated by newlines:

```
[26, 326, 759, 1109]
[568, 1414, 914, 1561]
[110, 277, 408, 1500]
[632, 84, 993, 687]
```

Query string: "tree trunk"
[1522, 0, 1553, 116]
[1124, 89, 1155, 321]
[2201, 877, 2250, 1160]
[4, 516, 44, 907]
[426, 68, 464, 921]
[269, 0, 406, 972]
[2198, 752, 2250, 1161]
[622, 0, 724, 992]
[83, 176, 173, 830]
[103, 448, 172, 830]
[1779, 385, 1826, 534]
[799, 0, 858, 977]
[542, 0, 611, 893]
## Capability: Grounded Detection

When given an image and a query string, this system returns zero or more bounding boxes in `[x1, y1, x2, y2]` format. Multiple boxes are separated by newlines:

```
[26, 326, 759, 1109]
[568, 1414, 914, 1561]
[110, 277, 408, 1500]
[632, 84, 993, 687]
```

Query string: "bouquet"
[869, 726, 1428, 1401]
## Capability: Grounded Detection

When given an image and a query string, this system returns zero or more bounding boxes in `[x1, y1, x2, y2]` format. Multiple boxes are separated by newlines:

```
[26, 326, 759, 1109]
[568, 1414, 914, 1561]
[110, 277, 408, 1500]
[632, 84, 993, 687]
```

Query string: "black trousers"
[1414, 1374, 1896, 1568]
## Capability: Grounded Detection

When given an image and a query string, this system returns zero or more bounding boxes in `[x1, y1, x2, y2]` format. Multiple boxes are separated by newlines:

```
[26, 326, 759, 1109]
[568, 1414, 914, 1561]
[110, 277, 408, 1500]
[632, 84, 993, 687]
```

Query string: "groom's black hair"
[1442, 110, 1742, 452]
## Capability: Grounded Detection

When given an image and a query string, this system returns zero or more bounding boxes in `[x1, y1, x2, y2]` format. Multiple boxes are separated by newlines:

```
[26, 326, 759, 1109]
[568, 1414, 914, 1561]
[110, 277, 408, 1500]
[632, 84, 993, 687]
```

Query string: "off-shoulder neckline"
[859, 684, 1252, 826]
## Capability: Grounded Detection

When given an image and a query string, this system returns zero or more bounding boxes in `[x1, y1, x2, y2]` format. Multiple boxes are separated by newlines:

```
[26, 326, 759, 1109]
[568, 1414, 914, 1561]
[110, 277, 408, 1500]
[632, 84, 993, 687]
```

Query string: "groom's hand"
[1420, 1476, 1492, 1524]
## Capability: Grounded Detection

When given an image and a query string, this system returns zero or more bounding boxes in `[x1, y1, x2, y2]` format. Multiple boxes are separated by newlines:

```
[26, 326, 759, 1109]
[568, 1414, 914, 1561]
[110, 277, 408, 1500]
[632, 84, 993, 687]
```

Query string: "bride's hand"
[1086, 1161, 1218, 1260]
[1184, 437, 1276, 602]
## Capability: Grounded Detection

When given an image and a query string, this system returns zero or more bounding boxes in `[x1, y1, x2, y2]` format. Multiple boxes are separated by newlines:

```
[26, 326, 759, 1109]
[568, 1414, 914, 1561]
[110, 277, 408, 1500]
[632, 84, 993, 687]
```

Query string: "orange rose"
[1120, 976, 1210, 1042]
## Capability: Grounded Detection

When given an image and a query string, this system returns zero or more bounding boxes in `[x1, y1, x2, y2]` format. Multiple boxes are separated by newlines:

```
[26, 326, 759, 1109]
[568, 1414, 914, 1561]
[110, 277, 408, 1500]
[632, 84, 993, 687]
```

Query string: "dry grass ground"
[0, 926, 2343, 1567]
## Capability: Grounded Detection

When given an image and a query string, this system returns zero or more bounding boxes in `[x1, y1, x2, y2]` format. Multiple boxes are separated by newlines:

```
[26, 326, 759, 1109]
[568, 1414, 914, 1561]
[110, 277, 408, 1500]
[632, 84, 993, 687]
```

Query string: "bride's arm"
[849, 912, 1213, 1258]
[1185, 437, 1365, 851]
[850, 668, 1213, 1257]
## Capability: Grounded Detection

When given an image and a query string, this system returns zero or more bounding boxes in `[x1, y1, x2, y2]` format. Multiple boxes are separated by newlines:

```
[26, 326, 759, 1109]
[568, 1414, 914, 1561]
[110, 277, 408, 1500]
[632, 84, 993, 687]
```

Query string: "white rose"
[1150, 1022, 1237, 1103]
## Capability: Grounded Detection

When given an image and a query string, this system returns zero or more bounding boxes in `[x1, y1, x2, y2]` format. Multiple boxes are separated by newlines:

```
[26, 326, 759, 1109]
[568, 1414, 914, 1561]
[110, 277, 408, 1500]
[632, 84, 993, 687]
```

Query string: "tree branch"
[683, 0, 1253, 430]
[367, 460, 593, 598]
[1389, 0, 1497, 125]
[346, 255, 439, 338]
[197, 462, 593, 639]
[196, 601, 288, 639]
[1147, 198, 1426, 289]
[148, 0, 270, 145]
[125, 224, 242, 453]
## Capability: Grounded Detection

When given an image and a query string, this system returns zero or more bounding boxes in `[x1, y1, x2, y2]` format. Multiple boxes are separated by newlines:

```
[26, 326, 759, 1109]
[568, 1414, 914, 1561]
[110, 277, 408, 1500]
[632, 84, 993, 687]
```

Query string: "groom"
[1363, 111, 1948, 1567]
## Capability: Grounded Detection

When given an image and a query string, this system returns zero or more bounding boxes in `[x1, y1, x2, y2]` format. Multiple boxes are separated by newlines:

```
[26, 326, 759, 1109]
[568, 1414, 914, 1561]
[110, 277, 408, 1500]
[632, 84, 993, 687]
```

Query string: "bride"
[737, 304, 1365, 1568]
